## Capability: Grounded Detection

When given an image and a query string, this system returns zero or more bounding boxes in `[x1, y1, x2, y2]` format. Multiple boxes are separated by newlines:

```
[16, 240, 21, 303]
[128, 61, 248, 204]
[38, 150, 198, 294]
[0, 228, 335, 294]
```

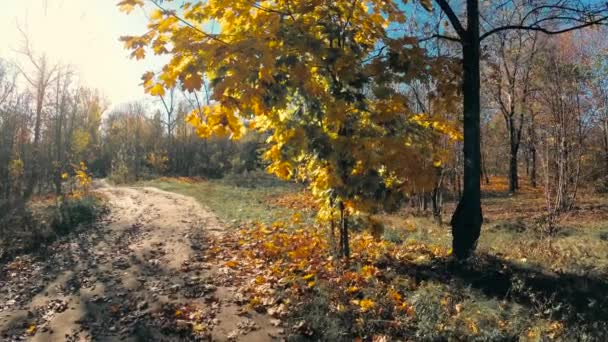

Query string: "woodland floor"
[2, 176, 608, 341]
[0, 183, 281, 341]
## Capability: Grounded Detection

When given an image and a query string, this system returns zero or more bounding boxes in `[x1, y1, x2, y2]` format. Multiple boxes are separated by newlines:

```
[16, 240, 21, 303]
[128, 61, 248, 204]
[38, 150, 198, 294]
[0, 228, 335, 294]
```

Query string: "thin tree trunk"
[339, 201, 349, 259]
[480, 132, 489, 184]
[25, 89, 44, 198]
[432, 168, 444, 225]
[54, 112, 63, 195]
[602, 113, 608, 176]
[530, 144, 537, 187]
[481, 147, 490, 184]
[509, 140, 519, 193]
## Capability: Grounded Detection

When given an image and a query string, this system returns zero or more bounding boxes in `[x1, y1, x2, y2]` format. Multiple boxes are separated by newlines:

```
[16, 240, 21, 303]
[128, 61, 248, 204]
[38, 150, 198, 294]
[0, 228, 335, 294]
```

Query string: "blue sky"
[0, 0, 167, 107]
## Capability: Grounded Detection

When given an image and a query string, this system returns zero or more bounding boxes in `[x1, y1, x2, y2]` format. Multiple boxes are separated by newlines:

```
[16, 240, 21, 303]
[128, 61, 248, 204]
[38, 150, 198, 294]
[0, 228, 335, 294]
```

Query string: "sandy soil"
[0, 184, 280, 341]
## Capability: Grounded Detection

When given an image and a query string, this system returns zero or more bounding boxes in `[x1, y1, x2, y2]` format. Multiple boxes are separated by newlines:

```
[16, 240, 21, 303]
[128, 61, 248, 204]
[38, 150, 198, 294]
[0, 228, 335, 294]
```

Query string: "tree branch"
[418, 33, 461, 43]
[480, 16, 608, 41]
[434, 0, 466, 39]
[148, 0, 227, 45]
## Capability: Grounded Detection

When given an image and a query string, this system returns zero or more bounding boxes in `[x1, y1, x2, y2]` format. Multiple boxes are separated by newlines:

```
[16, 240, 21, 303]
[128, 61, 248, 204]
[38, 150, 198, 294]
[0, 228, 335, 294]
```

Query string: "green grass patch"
[138, 177, 309, 225]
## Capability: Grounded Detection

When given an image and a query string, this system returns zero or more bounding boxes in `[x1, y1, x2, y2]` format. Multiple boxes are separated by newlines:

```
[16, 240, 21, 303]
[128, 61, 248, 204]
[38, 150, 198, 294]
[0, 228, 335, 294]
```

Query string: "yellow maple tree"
[119, 0, 461, 258]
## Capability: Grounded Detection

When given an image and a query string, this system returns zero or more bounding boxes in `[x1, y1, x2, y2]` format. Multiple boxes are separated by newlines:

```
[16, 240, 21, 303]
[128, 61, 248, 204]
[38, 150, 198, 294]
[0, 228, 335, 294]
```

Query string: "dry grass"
[156, 176, 206, 184]
[378, 176, 608, 275]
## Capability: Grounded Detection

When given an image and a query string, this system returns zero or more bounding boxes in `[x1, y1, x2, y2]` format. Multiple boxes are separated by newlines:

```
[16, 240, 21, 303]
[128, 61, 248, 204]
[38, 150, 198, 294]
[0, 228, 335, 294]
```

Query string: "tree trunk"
[431, 168, 444, 225]
[481, 148, 490, 185]
[480, 133, 490, 184]
[25, 89, 44, 198]
[54, 76, 65, 196]
[508, 140, 519, 193]
[602, 114, 608, 176]
[504, 113, 521, 193]
[54, 113, 63, 195]
[456, 171, 462, 198]
[450, 0, 483, 260]
[339, 201, 349, 259]
[530, 144, 537, 187]
[422, 192, 428, 212]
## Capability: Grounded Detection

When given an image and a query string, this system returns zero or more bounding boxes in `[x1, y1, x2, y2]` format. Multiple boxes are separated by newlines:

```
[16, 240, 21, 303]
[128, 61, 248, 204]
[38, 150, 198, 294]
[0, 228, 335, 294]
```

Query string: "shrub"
[0, 194, 107, 262]
[53, 195, 106, 235]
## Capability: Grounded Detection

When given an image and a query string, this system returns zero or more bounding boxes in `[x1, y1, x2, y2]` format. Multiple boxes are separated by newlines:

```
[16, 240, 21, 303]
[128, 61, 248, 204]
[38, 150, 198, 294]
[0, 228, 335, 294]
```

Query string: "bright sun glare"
[0, 0, 166, 107]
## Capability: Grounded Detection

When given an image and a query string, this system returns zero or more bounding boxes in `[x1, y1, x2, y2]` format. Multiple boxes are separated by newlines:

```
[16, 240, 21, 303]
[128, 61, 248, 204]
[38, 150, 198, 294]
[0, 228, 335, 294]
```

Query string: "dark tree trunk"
[530, 144, 537, 187]
[508, 140, 519, 193]
[422, 192, 428, 212]
[329, 197, 336, 255]
[504, 113, 522, 193]
[54, 113, 63, 195]
[431, 168, 444, 225]
[339, 201, 349, 259]
[450, 0, 483, 260]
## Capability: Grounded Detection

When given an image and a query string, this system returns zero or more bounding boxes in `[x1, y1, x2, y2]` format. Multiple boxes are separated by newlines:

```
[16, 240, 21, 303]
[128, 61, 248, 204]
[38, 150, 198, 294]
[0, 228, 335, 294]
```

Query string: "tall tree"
[487, 29, 540, 193]
[15, 27, 58, 198]
[51, 67, 74, 195]
[432, 0, 608, 259]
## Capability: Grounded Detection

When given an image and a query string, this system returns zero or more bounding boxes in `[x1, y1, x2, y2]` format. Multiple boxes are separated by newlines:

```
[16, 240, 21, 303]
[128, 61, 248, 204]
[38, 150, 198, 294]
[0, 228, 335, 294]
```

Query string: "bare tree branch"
[481, 18, 607, 41]
[418, 33, 461, 43]
[434, 0, 466, 39]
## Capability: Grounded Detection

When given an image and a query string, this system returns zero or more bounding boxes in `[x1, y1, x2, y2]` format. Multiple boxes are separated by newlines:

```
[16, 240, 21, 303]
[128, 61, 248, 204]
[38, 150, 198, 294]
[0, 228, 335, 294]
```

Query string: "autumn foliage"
[205, 218, 450, 339]
[119, 0, 461, 256]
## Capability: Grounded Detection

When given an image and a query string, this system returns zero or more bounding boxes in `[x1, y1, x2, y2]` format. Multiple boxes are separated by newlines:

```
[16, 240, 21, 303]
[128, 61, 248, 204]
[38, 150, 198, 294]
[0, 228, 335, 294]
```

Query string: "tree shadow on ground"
[63, 219, 219, 341]
[392, 253, 608, 331]
[1, 214, 218, 341]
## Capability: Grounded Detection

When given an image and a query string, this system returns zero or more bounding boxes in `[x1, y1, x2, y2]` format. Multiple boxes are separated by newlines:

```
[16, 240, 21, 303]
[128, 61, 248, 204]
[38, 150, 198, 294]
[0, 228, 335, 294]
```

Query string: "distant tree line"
[0, 50, 264, 215]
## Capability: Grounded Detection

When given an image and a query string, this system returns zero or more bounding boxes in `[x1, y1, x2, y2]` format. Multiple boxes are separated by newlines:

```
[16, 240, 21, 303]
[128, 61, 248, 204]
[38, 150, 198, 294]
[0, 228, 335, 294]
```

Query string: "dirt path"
[0, 185, 281, 341]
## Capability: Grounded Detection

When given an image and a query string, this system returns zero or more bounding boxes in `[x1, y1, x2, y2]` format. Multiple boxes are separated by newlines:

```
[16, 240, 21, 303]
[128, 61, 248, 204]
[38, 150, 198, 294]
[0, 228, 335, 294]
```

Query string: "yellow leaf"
[150, 9, 164, 20]
[150, 83, 165, 96]
[358, 298, 375, 312]
[117, 0, 144, 14]
[141, 71, 154, 88]
[26, 324, 37, 335]
[388, 288, 402, 302]
[225, 260, 239, 268]
[302, 273, 315, 280]
[132, 47, 146, 60]
[468, 319, 479, 334]
[346, 286, 359, 294]
[255, 275, 266, 284]
[193, 323, 206, 332]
